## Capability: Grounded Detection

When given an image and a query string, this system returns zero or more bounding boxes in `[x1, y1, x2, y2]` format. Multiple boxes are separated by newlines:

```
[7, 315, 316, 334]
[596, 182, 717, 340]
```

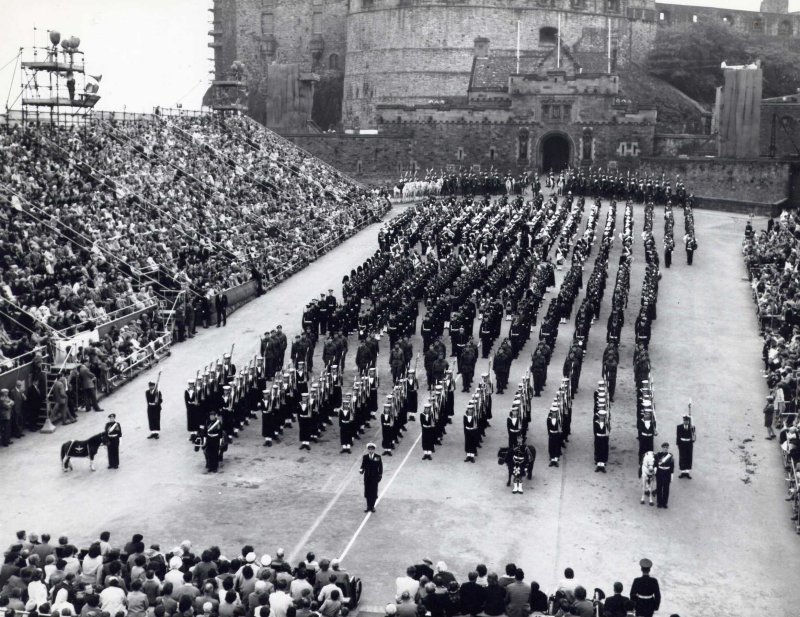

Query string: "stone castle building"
[208, 0, 800, 132]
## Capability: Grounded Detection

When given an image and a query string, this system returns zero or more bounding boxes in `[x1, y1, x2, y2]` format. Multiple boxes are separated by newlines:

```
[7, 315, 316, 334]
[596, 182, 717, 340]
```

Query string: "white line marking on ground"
[338, 431, 423, 562]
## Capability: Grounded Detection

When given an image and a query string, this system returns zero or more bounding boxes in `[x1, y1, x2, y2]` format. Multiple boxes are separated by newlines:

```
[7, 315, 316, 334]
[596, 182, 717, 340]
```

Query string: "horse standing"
[60, 433, 107, 472]
[640, 450, 656, 505]
[499, 443, 536, 493]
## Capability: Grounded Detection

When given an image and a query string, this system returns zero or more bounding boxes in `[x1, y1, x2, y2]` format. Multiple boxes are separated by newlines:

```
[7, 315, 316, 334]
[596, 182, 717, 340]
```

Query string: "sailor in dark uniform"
[629, 559, 661, 617]
[463, 403, 479, 463]
[637, 406, 657, 467]
[203, 410, 223, 473]
[185, 379, 201, 442]
[655, 442, 674, 508]
[145, 381, 163, 440]
[593, 408, 610, 473]
[547, 406, 562, 467]
[258, 388, 275, 447]
[507, 408, 523, 450]
[420, 402, 436, 460]
[676, 414, 695, 478]
[104, 413, 122, 469]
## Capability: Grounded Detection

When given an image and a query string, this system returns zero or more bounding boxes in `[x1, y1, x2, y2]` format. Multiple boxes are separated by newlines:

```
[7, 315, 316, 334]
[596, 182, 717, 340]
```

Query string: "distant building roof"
[469, 49, 609, 92]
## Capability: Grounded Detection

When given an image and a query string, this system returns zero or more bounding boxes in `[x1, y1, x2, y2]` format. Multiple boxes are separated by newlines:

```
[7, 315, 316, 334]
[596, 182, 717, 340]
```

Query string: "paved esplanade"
[0, 201, 795, 617]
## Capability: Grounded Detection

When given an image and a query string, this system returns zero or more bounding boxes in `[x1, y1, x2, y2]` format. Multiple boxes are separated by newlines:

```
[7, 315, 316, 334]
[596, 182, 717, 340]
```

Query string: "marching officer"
[602, 343, 619, 402]
[360, 443, 383, 513]
[204, 410, 223, 473]
[145, 380, 162, 440]
[547, 407, 562, 467]
[463, 403, 479, 463]
[630, 559, 661, 617]
[593, 408, 610, 473]
[104, 413, 122, 469]
[655, 442, 674, 508]
[676, 414, 696, 479]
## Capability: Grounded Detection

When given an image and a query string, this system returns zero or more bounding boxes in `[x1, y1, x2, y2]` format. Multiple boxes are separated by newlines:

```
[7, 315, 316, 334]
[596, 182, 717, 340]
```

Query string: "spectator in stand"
[504, 569, 530, 617]
[568, 586, 594, 617]
[422, 582, 449, 617]
[474, 565, 488, 588]
[528, 582, 548, 615]
[498, 564, 516, 589]
[395, 591, 417, 617]
[482, 574, 506, 617]
[319, 588, 342, 617]
[99, 578, 127, 616]
[269, 579, 293, 617]
[602, 582, 632, 617]
[458, 572, 484, 617]
[126, 581, 148, 617]
[395, 567, 419, 602]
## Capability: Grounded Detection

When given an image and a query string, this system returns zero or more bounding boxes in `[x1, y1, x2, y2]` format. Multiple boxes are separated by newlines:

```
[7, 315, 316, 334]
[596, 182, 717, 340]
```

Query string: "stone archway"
[540, 132, 571, 173]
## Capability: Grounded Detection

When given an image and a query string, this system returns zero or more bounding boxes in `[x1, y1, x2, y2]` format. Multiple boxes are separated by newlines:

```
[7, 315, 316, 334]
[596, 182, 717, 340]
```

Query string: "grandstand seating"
[0, 113, 388, 426]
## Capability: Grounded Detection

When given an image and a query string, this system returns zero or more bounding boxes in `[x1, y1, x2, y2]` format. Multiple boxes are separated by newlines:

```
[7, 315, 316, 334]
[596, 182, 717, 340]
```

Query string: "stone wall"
[638, 157, 793, 208]
[652, 133, 717, 157]
[285, 118, 656, 183]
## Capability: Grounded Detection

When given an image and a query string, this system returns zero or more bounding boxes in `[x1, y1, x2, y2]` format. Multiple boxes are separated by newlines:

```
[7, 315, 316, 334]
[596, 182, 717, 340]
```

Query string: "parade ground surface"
[1, 198, 798, 617]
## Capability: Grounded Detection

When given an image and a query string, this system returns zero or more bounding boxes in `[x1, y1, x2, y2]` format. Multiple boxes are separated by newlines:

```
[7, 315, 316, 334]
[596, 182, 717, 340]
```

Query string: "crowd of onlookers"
[0, 113, 388, 366]
[386, 561, 644, 617]
[0, 531, 358, 617]
[742, 211, 800, 526]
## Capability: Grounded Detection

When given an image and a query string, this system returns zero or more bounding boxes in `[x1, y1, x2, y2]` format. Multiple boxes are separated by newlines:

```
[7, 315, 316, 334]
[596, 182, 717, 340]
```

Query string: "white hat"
[246, 552, 256, 563]
[260, 554, 272, 566]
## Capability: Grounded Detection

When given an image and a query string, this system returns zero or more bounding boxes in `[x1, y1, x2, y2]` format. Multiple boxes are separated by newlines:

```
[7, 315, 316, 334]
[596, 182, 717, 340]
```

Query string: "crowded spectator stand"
[0, 104, 389, 440]
[743, 211, 800, 533]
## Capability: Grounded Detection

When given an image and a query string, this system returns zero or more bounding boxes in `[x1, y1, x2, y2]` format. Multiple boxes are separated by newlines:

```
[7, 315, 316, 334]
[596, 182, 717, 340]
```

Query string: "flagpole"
[557, 13, 561, 69]
[607, 16, 612, 73]
[516, 20, 521, 74]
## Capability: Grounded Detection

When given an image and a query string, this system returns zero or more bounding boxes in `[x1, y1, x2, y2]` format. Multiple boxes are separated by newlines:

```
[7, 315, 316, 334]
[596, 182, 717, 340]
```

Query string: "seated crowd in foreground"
[0, 531, 356, 617]
[388, 562, 638, 617]
[0, 113, 387, 364]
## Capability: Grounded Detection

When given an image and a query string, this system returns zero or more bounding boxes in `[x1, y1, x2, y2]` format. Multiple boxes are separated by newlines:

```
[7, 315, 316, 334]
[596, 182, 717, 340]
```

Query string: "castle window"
[571, 0, 586, 8]
[658, 11, 669, 22]
[457, 147, 465, 161]
[261, 12, 274, 35]
[692, 14, 698, 23]
[779, 20, 793, 36]
[312, 11, 322, 34]
[722, 14, 733, 25]
[363, 0, 374, 8]
[539, 27, 558, 45]
[329, 53, 340, 70]
[357, 160, 363, 173]
[489, 147, 496, 161]
[753, 20, 763, 32]
[606, 0, 620, 13]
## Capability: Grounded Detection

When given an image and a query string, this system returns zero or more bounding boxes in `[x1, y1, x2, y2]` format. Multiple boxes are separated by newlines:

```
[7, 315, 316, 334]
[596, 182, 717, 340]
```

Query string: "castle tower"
[342, 0, 658, 128]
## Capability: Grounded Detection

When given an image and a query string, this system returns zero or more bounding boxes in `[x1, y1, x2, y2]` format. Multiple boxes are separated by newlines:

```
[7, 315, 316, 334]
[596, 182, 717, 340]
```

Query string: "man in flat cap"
[629, 559, 660, 617]
[360, 443, 383, 513]
[104, 413, 122, 469]
[146, 380, 163, 440]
